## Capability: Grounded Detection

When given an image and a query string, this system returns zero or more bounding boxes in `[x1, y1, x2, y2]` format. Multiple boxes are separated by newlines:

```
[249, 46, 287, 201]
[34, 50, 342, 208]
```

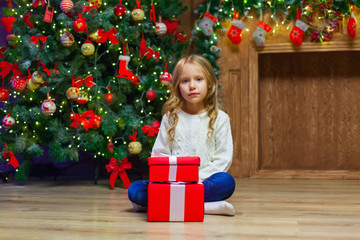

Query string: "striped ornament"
[61, 32, 74, 47]
[60, 0, 74, 13]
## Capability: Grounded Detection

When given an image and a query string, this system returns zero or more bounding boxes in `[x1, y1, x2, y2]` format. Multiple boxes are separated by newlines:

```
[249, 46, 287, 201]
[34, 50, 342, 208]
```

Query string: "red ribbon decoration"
[75, 75, 96, 88]
[70, 110, 102, 131]
[144, 47, 159, 61]
[175, 32, 187, 42]
[107, 138, 114, 153]
[106, 157, 131, 188]
[22, 13, 34, 29]
[0, 61, 21, 79]
[142, 120, 160, 137]
[38, 62, 50, 76]
[150, 3, 156, 22]
[97, 27, 119, 45]
[129, 128, 138, 142]
[0, 47, 5, 59]
[0, 16, 16, 33]
[135, 0, 143, 9]
[30, 36, 47, 50]
[32, 0, 46, 8]
[2, 143, 19, 169]
[82, 5, 98, 12]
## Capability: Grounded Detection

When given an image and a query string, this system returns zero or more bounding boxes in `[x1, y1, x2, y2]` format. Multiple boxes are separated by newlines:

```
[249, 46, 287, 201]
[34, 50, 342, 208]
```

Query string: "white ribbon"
[168, 156, 177, 181]
[169, 184, 185, 221]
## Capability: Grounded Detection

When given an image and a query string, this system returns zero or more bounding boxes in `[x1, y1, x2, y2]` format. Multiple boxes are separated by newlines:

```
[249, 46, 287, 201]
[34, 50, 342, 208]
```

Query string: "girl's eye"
[182, 79, 189, 83]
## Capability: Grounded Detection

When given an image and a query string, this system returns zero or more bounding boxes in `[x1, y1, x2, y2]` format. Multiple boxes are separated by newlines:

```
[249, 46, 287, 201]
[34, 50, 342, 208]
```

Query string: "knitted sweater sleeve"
[151, 114, 172, 155]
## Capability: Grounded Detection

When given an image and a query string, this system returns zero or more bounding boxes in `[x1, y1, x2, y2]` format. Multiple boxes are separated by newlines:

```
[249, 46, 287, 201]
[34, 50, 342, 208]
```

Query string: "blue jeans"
[128, 172, 235, 207]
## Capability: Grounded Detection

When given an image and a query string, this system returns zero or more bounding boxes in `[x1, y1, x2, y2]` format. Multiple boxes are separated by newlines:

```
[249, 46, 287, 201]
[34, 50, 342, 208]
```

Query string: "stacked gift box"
[147, 155, 204, 222]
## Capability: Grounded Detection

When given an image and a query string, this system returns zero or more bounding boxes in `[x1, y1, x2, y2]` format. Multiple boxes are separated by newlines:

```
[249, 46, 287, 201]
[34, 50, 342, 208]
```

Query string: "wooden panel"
[259, 51, 360, 171]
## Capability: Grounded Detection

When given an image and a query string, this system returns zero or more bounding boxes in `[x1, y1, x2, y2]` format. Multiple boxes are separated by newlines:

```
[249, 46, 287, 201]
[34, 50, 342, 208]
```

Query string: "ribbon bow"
[70, 110, 102, 131]
[74, 75, 96, 88]
[30, 36, 47, 49]
[0, 16, 16, 33]
[38, 62, 50, 76]
[142, 120, 160, 137]
[0, 47, 5, 59]
[82, 5, 98, 13]
[129, 128, 138, 141]
[0, 61, 21, 79]
[144, 47, 159, 61]
[96, 27, 119, 44]
[32, 0, 46, 8]
[106, 157, 131, 188]
[175, 32, 187, 42]
[22, 13, 34, 29]
[2, 143, 19, 169]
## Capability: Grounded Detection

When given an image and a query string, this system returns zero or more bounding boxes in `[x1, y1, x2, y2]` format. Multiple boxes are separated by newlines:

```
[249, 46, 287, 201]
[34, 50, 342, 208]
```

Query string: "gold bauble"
[128, 141, 142, 155]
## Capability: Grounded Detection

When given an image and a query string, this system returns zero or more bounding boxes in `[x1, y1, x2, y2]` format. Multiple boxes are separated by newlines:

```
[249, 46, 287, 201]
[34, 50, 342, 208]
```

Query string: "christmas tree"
[0, 0, 188, 181]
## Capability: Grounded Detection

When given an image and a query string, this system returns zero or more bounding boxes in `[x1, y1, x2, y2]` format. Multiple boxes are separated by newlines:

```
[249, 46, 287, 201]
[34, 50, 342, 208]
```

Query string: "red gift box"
[148, 182, 204, 222]
[148, 156, 200, 182]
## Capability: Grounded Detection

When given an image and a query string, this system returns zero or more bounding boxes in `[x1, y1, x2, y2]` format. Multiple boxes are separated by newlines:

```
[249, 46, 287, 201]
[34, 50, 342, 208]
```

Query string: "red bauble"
[163, 19, 178, 34]
[11, 76, 26, 92]
[146, 89, 156, 101]
[131, 76, 140, 85]
[105, 93, 114, 103]
[114, 4, 127, 17]
[2, 114, 15, 129]
[160, 71, 172, 85]
[0, 89, 9, 101]
[90, 116, 102, 129]
[73, 17, 87, 33]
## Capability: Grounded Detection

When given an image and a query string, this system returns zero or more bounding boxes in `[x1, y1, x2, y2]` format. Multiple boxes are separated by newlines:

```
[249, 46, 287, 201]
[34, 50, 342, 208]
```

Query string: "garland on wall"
[191, 0, 360, 77]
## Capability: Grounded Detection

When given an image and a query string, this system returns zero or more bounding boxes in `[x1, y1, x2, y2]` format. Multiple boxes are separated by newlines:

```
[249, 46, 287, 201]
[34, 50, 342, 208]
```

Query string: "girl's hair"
[162, 55, 220, 142]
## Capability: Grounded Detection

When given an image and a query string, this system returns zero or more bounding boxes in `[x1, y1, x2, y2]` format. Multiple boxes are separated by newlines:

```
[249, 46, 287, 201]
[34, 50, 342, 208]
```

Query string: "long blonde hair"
[162, 55, 220, 142]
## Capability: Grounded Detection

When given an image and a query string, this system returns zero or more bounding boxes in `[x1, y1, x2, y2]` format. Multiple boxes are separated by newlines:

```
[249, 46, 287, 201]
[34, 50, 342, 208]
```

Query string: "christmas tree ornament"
[60, 0, 74, 13]
[61, 31, 74, 47]
[142, 120, 160, 137]
[139, 34, 147, 57]
[30, 36, 47, 50]
[2, 142, 19, 169]
[107, 138, 114, 153]
[227, 11, 246, 45]
[11, 76, 26, 92]
[105, 157, 132, 188]
[131, 75, 140, 85]
[90, 115, 102, 129]
[0, 88, 9, 101]
[73, 14, 87, 33]
[128, 128, 142, 155]
[2, 114, 15, 129]
[41, 95, 56, 115]
[89, 0, 101, 8]
[66, 76, 80, 100]
[43, 5, 55, 23]
[32, 0, 46, 8]
[31, 71, 44, 85]
[0, 16, 16, 33]
[105, 92, 114, 103]
[289, 9, 309, 47]
[89, 30, 100, 41]
[115, 41, 134, 80]
[74, 75, 96, 88]
[253, 20, 271, 47]
[198, 11, 218, 36]
[160, 58, 172, 85]
[81, 41, 95, 56]
[348, 6, 356, 39]
[6, 34, 19, 48]
[146, 89, 156, 101]
[131, 0, 144, 22]
[27, 79, 40, 90]
[76, 90, 88, 104]
[155, 21, 167, 35]
[163, 19, 178, 34]
[96, 27, 119, 45]
[22, 13, 34, 29]
[0, 47, 5, 58]
[114, 0, 127, 17]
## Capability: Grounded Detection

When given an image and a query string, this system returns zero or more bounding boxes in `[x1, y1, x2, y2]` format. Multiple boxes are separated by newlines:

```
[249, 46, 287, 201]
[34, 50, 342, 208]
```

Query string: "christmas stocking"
[199, 12, 218, 36]
[347, 7, 356, 39]
[115, 55, 134, 80]
[289, 19, 309, 46]
[227, 19, 246, 45]
[253, 20, 271, 47]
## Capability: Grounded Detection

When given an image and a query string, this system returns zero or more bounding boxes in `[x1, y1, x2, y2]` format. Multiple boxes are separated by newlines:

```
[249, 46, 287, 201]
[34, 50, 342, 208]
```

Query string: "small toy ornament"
[160, 59, 172, 85]
[348, 6, 356, 39]
[128, 128, 142, 155]
[155, 22, 167, 35]
[289, 9, 309, 47]
[11, 76, 26, 92]
[61, 31, 74, 47]
[60, 0, 74, 13]
[227, 11, 246, 45]
[41, 96, 56, 115]
[66, 87, 80, 100]
[131, 0, 144, 22]
[73, 14, 87, 33]
[89, 30, 100, 41]
[146, 89, 156, 101]
[81, 41, 95, 56]
[76, 90, 88, 104]
[114, 0, 127, 17]
[198, 11, 218, 36]
[31, 71, 44, 84]
[89, 0, 101, 8]
[2, 114, 15, 129]
[0, 89, 9, 101]
[90, 115, 102, 128]
[116, 41, 134, 80]
[253, 20, 272, 47]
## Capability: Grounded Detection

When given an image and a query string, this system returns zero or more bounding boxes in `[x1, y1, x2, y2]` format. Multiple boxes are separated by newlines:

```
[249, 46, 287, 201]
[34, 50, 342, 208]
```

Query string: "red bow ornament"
[1, 16, 16, 33]
[74, 75, 96, 88]
[0, 61, 21, 79]
[32, 0, 46, 8]
[142, 120, 160, 137]
[106, 157, 131, 188]
[70, 110, 102, 131]
[30, 36, 47, 50]
[144, 47, 159, 61]
[0, 47, 5, 58]
[22, 13, 34, 29]
[2, 143, 19, 169]
[97, 27, 119, 45]
[82, 5, 98, 14]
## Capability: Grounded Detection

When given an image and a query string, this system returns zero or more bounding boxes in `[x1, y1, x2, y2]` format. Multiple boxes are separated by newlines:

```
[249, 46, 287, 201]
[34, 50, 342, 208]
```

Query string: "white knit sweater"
[152, 109, 233, 181]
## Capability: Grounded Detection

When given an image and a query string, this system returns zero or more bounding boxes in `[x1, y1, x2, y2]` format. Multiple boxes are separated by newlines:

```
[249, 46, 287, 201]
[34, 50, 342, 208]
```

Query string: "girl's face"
[178, 63, 208, 113]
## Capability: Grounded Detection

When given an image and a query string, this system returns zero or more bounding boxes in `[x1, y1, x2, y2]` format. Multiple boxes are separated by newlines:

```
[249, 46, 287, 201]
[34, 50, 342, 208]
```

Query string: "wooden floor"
[0, 178, 360, 240]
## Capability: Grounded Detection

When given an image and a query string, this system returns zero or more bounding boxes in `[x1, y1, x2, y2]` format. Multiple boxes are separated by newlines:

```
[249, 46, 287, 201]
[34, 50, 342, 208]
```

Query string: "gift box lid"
[148, 156, 200, 165]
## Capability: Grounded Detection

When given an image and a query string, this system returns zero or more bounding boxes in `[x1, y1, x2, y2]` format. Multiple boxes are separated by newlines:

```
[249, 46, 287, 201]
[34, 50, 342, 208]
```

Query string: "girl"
[128, 55, 236, 216]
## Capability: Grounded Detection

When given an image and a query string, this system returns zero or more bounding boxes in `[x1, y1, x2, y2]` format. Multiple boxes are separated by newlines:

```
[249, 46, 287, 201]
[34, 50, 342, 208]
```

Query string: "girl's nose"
[189, 80, 195, 90]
